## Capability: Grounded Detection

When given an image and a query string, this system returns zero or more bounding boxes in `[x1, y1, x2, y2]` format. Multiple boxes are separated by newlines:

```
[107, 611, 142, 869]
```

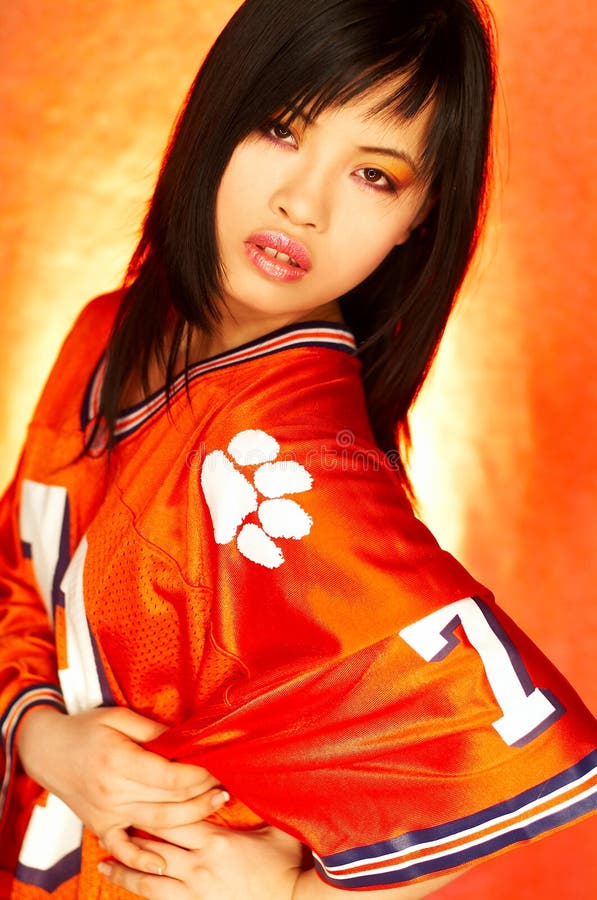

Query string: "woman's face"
[214, 87, 433, 338]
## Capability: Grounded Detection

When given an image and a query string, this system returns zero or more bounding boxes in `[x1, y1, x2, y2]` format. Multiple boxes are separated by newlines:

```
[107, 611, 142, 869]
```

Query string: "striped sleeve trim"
[312, 749, 597, 889]
[0, 684, 66, 823]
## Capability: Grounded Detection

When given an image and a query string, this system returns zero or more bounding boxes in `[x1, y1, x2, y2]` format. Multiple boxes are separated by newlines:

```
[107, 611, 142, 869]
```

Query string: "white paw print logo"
[201, 430, 313, 569]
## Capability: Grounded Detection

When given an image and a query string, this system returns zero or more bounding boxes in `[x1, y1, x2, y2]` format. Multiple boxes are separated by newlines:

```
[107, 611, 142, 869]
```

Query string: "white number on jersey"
[17, 481, 103, 887]
[399, 597, 563, 747]
[19, 479, 70, 619]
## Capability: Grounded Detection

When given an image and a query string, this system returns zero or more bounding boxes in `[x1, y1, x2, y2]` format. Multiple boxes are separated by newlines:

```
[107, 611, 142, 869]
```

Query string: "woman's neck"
[190, 299, 344, 362]
[119, 299, 344, 409]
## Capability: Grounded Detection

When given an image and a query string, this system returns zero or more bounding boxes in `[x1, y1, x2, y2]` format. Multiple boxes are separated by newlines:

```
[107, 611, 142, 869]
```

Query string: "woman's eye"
[272, 123, 293, 140]
[356, 167, 396, 193]
[264, 121, 296, 146]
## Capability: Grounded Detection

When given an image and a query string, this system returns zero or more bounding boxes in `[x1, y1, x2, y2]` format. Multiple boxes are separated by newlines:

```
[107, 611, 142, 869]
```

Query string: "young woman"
[1, 1, 595, 898]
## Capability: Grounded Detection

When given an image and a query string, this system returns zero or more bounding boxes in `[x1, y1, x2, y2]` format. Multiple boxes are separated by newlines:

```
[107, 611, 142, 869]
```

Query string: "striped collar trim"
[81, 320, 356, 444]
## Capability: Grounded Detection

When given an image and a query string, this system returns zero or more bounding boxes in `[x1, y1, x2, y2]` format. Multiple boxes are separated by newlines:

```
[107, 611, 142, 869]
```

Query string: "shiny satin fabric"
[1, 294, 595, 896]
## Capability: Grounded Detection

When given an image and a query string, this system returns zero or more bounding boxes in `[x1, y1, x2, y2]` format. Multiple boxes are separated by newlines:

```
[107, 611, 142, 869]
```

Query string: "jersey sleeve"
[0, 459, 66, 837]
[149, 363, 597, 890]
[0, 294, 121, 843]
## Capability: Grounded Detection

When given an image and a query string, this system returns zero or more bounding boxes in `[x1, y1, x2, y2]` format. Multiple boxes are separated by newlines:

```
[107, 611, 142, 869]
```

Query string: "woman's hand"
[98, 821, 304, 900]
[16, 705, 229, 874]
[98, 820, 464, 900]
[100, 823, 464, 900]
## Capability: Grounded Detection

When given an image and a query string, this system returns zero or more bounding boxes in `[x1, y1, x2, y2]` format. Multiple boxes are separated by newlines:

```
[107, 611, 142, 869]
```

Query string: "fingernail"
[98, 862, 112, 877]
[211, 789, 231, 809]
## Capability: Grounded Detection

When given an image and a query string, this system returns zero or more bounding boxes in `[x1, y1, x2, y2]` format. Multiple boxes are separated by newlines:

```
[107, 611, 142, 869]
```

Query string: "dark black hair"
[96, 0, 496, 493]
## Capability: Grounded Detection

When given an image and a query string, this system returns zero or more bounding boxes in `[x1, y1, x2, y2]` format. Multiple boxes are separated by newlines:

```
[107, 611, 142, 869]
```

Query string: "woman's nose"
[269, 167, 330, 232]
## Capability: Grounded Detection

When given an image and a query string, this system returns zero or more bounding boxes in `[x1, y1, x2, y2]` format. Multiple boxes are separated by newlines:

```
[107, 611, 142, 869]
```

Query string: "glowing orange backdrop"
[0, 1, 595, 897]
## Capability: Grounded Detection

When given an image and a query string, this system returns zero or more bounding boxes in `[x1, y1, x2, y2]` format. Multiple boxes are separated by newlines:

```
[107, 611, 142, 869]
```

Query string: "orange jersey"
[1, 292, 596, 897]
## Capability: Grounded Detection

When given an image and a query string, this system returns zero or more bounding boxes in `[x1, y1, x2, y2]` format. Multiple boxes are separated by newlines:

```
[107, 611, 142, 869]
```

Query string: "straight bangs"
[226, 2, 452, 181]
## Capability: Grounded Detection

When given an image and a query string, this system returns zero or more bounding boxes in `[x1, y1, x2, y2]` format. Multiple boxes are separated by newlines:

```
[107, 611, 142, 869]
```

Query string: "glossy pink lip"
[244, 231, 312, 282]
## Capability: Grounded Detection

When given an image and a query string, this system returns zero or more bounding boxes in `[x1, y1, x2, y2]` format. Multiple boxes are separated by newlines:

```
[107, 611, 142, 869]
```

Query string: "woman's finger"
[98, 707, 168, 744]
[132, 836, 195, 868]
[124, 746, 220, 798]
[135, 819, 221, 851]
[121, 769, 222, 805]
[100, 826, 166, 875]
[98, 861, 185, 900]
[128, 787, 230, 831]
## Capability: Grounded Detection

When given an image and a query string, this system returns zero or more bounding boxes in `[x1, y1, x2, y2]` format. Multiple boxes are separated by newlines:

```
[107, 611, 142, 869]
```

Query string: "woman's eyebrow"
[287, 107, 421, 176]
[357, 145, 418, 175]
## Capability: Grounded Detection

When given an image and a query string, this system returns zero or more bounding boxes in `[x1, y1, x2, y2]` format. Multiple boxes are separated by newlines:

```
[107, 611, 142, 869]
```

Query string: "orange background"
[0, 1, 595, 897]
